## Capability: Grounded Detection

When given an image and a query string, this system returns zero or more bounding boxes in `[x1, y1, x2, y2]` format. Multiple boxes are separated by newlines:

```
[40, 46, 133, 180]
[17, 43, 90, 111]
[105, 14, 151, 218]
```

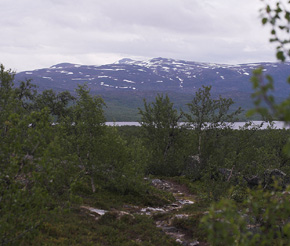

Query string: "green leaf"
[276, 51, 286, 61]
[246, 109, 256, 117]
[262, 18, 268, 25]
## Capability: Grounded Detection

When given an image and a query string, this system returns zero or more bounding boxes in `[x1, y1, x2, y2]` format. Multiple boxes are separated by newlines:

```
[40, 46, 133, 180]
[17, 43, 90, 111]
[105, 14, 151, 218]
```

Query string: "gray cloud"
[0, 0, 276, 71]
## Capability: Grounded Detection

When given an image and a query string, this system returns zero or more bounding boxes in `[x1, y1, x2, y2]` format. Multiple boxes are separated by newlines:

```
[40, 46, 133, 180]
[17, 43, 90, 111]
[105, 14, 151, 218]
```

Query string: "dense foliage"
[201, 1, 290, 245]
[138, 94, 186, 176]
[2, 56, 290, 244]
[0, 65, 151, 245]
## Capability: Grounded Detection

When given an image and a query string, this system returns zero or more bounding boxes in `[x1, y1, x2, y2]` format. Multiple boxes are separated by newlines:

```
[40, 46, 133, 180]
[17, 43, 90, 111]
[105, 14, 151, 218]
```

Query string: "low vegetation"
[2, 60, 290, 245]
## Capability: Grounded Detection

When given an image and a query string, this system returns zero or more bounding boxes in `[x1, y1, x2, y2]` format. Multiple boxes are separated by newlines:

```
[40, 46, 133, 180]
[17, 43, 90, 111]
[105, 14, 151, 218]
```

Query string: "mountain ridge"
[15, 57, 290, 95]
[14, 57, 290, 121]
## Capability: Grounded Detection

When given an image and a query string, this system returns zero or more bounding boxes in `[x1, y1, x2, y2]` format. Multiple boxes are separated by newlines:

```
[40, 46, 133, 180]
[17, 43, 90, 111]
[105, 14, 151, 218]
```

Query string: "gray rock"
[189, 241, 199, 246]
[183, 155, 201, 178]
[264, 169, 287, 189]
[244, 175, 260, 188]
[152, 179, 163, 185]
[162, 226, 179, 233]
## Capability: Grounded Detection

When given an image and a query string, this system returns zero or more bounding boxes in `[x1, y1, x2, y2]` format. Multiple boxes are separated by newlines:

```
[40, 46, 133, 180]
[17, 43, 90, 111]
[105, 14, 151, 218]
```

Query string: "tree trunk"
[198, 134, 202, 157]
[91, 176, 96, 193]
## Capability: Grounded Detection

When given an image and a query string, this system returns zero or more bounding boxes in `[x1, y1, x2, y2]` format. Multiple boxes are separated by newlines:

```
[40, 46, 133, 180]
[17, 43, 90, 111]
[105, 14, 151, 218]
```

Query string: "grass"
[24, 208, 179, 246]
[17, 181, 178, 245]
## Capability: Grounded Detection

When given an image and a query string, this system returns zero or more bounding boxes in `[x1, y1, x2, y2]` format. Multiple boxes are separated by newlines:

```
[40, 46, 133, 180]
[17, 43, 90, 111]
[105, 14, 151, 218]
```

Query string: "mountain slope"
[14, 58, 290, 121]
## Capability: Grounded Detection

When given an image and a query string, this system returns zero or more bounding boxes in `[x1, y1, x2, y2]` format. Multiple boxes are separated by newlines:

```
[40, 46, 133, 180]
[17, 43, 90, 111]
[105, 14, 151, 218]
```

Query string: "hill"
[14, 57, 290, 121]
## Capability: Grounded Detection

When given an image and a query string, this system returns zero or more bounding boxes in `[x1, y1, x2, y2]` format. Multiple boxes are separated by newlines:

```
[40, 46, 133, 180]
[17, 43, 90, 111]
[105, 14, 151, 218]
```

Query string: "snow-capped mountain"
[14, 57, 290, 120]
[15, 57, 290, 97]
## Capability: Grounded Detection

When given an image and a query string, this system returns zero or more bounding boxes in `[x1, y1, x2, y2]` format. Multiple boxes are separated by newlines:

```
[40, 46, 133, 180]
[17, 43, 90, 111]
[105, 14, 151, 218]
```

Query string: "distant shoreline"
[106, 121, 290, 130]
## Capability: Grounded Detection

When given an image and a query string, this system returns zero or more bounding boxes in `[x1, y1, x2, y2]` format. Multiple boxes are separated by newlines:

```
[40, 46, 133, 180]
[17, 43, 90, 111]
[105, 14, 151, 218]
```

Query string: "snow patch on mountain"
[14, 58, 290, 98]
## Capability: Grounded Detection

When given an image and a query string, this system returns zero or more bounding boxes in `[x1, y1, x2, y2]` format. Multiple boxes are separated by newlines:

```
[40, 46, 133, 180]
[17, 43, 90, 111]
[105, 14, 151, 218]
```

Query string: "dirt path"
[82, 178, 200, 245]
[145, 179, 199, 246]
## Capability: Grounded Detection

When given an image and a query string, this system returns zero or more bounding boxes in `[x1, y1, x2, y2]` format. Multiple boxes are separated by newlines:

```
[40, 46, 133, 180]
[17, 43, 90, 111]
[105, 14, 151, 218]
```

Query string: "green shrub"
[201, 185, 290, 245]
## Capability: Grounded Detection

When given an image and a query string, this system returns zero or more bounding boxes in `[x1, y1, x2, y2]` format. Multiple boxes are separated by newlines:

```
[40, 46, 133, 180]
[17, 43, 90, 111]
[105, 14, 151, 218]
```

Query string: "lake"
[106, 121, 290, 130]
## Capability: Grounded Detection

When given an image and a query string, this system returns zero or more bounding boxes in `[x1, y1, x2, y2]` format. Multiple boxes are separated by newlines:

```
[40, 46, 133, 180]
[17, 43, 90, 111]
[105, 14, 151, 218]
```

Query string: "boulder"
[244, 175, 261, 188]
[151, 179, 171, 190]
[183, 155, 201, 178]
[263, 169, 287, 189]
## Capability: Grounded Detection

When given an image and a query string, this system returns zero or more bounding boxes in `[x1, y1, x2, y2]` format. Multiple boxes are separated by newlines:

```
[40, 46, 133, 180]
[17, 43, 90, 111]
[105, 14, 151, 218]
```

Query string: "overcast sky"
[0, 0, 277, 72]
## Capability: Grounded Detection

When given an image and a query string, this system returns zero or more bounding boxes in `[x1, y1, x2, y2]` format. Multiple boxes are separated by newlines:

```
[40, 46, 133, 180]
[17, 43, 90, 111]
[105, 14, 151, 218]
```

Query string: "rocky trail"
[146, 179, 200, 246]
[81, 179, 201, 246]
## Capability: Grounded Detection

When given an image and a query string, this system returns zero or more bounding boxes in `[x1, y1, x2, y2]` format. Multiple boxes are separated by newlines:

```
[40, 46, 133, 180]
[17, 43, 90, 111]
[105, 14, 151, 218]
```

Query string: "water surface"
[106, 121, 290, 130]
